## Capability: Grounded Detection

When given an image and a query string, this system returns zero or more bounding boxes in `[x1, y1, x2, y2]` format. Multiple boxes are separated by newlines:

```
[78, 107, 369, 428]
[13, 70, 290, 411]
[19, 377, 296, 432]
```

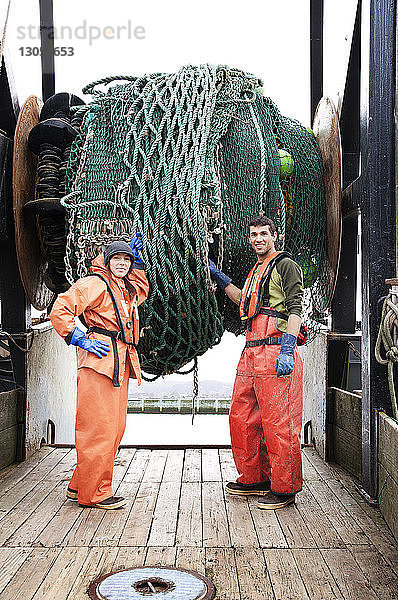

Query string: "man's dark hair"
[248, 215, 276, 235]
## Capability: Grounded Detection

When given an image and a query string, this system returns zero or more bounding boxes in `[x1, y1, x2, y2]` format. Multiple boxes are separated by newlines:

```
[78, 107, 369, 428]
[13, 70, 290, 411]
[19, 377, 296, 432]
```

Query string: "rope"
[191, 357, 199, 424]
[347, 340, 361, 360]
[0, 329, 34, 353]
[82, 75, 137, 96]
[375, 292, 398, 420]
[0, 330, 34, 392]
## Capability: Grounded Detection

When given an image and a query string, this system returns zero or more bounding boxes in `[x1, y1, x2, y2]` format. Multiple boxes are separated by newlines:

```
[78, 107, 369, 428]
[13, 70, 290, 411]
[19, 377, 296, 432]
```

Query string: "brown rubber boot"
[256, 492, 295, 510]
[225, 480, 271, 496]
[79, 496, 127, 509]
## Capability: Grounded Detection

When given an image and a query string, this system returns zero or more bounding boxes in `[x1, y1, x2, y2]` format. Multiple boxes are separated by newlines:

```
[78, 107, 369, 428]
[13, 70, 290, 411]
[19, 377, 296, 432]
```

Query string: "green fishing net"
[62, 64, 326, 378]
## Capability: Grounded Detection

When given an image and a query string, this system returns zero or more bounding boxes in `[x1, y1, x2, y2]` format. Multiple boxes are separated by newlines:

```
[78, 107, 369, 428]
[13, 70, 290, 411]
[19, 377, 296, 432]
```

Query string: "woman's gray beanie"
[104, 241, 134, 266]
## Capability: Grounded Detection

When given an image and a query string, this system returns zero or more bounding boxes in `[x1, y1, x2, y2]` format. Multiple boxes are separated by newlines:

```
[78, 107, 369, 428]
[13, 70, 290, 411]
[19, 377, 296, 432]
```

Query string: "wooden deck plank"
[175, 546, 206, 573]
[0, 450, 70, 522]
[309, 465, 398, 568]
[319, 477, 385, 533]
[264, 549, 310, 600]
[41, 448, 77, 483]
[62, 503, 108, 547]
[0, 448, 397, 599]
[306, 455, 393, 535]
[65, 547, 119, 600]
[26, 448, 71, 481]
[202, 449, 222, 481]
[321, 548, 379, 600]
[292, 549, 345, 599]
[175, 482, 202, 547]
[306, 479, 369, 545]
[202, 482, 230, 547]
[142, 450, 168, 483]
[147, 481, 181, 547]
[119, 482, 160, 547]
[0, 447, 55, 491]
[275, 503, 317, 549]
[89, 482, 140, 547]
[112, 546, 146, 571]
[248, 497, 288, 549]
[112, 448, 136, 482]
[182, 449, 202, 482]
[0, 449, 66, 512]
[304, 448, 338, 480]
[235, 547, 275, 599]
[162, 449, 184, 482]
[0, 475, 54, 517]
[0, 480, 59, 546]
[326, 481, 398, 568]
[123, 449, 151, 483]
[302, 451, 323, 481]
[0, 547, 32, 595]
[224, 494, 259, 548]
[219, 448, 238, 482]
[61, 477, 127, 547]
[205, 548, 240, 600]
[305, 450, 398, 567]
[365, 530, 398, 574]
[296, 486, 346, 548]
[0, 548, 59, 600]
[349, 545, 398, 599]
[5, 482, 66, 547]
[30, 547, 90, 600]
[145, 546, 177, 566]
[34, 499, 83, 548]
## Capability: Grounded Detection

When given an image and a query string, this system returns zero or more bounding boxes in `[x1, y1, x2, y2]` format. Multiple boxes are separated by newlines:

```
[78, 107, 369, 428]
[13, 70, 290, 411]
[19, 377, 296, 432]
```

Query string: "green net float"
[297, 254, 318, 288]
[305, 126, 315, 140]
[278, 149, 294, 180]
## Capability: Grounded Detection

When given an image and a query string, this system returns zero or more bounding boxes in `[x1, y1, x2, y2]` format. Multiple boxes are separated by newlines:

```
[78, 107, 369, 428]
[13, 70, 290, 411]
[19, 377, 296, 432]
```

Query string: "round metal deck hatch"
[88, 566, 216, 600]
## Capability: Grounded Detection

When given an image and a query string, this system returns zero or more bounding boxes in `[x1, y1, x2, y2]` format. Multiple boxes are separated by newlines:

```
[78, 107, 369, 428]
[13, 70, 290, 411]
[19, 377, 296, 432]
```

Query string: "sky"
[2, 0, 358, 384]
[6, 0, 312, 124]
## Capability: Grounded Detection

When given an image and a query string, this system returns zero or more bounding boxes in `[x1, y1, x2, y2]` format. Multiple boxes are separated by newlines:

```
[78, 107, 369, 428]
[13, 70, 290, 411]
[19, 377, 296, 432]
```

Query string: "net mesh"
[62, 64, 327, 378]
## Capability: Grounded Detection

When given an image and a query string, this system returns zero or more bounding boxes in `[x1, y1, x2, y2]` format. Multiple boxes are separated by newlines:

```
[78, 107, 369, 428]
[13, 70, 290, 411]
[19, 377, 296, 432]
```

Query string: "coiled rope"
[375, 291, 398, 420]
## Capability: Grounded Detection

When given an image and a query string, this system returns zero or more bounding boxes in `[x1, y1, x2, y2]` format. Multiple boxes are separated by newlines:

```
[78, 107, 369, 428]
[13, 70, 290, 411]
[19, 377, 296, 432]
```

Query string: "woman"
[50, 235, 149, 509]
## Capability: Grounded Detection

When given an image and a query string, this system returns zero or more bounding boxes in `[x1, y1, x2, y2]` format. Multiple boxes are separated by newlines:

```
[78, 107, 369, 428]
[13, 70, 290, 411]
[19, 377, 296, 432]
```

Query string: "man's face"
[249, 225, 277, 260]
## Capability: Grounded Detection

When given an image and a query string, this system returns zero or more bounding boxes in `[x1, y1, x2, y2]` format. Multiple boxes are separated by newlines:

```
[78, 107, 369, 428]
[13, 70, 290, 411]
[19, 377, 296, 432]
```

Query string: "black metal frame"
[311, 0, 397, 499]
[39, 0, 55, 101]
[0, 53, 30, 462]
[310, 0, 324, 122]
[360, 0, 396, 498]
[0, 0, 56, 462]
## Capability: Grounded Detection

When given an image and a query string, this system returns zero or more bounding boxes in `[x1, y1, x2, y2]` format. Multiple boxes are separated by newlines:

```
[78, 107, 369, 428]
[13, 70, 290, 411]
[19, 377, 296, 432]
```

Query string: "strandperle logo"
[16, 20, 146, 46]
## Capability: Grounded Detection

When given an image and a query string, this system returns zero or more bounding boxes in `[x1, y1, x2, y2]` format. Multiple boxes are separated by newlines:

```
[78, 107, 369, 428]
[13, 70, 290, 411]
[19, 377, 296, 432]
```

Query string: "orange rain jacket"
[50, 254, 149, 386]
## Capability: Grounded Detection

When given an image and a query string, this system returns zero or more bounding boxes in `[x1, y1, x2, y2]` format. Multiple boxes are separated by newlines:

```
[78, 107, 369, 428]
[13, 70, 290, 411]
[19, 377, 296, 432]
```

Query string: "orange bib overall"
[50, 254, 149, 505]
[229, 253, 303, 495]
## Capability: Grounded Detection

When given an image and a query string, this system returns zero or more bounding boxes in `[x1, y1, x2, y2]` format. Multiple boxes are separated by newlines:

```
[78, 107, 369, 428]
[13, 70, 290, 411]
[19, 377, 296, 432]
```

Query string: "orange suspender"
[239, 251, 281, 320]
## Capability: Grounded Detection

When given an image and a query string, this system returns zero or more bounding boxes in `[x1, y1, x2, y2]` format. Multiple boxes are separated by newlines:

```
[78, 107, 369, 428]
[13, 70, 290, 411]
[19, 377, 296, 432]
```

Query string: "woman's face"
[109, 253, 132, 279]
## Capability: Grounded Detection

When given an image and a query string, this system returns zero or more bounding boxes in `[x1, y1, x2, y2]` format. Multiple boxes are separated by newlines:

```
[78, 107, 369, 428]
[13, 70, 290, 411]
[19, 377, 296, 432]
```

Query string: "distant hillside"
[129, 379, 233, 399]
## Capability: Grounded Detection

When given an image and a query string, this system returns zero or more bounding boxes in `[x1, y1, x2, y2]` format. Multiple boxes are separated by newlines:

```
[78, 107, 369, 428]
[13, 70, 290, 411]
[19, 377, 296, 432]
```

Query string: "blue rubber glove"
[208, 259, 232, 290]
[69, 327, 110, 358]
[130, 232, 143, 263]
[275, 332, 297, 377]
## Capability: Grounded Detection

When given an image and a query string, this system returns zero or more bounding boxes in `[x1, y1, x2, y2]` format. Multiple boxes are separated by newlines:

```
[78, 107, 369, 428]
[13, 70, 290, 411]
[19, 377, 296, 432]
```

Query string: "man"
[209, 215, 304, 509]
